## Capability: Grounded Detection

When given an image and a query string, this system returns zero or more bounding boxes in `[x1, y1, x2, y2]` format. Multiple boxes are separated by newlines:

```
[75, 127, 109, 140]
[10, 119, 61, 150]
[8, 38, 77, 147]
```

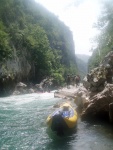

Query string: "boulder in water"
[16, 82, 27, 88]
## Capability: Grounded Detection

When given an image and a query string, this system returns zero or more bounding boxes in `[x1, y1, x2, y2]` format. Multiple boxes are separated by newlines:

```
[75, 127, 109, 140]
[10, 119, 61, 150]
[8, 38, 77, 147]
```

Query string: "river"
[0, 92, 113, 150]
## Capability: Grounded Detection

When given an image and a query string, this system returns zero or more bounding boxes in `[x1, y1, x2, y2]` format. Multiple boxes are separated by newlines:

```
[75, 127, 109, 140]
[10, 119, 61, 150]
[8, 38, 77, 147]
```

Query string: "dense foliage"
[88, 0, 113, 70]
[0, 0, 77, 85]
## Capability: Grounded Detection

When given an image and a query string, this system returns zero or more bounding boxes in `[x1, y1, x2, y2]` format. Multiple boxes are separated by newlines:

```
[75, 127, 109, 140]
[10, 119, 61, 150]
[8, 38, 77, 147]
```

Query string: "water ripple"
[0, 93, 113, 150]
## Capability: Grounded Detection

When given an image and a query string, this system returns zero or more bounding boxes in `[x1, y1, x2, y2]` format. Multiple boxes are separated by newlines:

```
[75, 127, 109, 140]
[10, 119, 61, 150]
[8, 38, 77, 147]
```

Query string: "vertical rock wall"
[0, 48, 31, 96]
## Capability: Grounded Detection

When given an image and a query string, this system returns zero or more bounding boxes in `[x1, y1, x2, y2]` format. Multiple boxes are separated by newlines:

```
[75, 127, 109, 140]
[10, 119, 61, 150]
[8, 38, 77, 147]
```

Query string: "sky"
[35, 0, 103, 55]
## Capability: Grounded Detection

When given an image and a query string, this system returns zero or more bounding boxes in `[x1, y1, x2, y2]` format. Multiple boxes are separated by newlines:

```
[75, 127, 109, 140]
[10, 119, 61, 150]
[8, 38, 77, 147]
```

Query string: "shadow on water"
[46, 127, 78, 150]
[82, 118, 113, 139]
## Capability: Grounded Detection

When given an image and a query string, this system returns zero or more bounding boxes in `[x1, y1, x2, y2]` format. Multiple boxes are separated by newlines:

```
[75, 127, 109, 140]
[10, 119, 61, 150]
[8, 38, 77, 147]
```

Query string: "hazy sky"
[35, 0, 102, 55]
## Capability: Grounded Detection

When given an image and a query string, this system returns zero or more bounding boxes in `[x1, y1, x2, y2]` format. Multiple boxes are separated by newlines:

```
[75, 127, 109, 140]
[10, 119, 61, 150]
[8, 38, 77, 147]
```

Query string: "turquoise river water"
[0, 92, 113, 150]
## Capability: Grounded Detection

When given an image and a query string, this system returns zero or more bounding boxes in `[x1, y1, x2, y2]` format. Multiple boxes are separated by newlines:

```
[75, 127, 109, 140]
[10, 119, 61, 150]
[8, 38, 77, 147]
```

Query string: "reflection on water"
[0, 93, 113, 150]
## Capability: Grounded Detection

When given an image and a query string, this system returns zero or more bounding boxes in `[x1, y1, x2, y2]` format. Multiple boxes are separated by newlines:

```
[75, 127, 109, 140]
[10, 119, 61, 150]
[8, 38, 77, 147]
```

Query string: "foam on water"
[0, 92, 55, 106]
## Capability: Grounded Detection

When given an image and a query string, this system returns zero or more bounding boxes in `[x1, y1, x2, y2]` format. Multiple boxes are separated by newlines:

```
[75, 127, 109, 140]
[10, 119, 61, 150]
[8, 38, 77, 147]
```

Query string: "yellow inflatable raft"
[46, 103, 78, 133]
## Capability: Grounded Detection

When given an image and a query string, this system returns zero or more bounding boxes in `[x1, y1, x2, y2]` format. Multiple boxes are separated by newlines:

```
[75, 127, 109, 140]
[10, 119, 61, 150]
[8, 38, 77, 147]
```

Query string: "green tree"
[89, 0, 113, 70]
[0, 22, 11, 62]
[0, 0, 77, 85]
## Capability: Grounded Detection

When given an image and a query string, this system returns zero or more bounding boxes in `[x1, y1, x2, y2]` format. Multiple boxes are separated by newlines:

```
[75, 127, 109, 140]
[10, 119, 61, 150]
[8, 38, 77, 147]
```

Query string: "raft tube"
[46, 103, 78, 133]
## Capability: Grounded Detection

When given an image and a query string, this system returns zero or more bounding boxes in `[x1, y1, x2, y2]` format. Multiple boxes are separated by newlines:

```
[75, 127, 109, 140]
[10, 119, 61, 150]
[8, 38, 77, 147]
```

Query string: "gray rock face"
[83, 51, 113, 92]
[81, 51, 113, 122]
[0, 48, 31, 96]
[16, 82, 27, 88]
[81, 84, 113, 121]
[0, 48, 31, 81]
[101, 51, 113, 67]
[35, 77, 53, 92]
[86, 66, 106, 92]
[83, 76, 90, 89]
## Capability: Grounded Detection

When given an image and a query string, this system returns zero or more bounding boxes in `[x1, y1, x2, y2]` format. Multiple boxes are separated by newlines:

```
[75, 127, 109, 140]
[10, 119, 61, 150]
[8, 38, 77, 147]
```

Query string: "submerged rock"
[16, 82, 27, 88]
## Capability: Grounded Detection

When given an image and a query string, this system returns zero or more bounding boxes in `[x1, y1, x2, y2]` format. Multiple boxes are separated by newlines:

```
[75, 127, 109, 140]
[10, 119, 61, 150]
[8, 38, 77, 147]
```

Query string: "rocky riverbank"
[7, 77, 54, 96]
